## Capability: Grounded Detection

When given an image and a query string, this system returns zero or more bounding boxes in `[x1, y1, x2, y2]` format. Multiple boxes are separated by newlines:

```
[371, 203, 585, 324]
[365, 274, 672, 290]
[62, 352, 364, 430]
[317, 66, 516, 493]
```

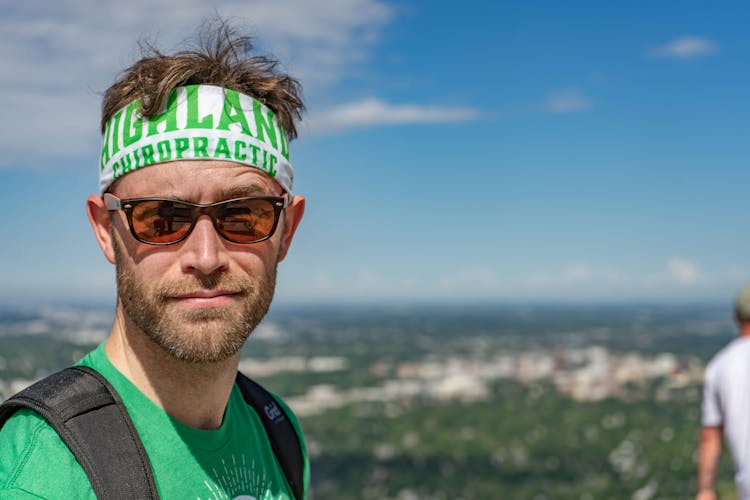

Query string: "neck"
[740, 323, 750, 337]
[104, 304, 239, 430]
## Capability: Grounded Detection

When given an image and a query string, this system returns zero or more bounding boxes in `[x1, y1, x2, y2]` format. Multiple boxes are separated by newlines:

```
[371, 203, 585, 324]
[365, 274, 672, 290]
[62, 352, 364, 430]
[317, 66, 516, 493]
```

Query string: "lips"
[169, 290, 241, 307]
[173, 290, 239, 299]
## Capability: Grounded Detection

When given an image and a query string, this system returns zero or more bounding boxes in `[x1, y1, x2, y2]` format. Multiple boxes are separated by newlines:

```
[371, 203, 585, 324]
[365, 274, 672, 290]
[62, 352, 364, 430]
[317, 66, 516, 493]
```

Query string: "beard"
[113, 237, 277, 363]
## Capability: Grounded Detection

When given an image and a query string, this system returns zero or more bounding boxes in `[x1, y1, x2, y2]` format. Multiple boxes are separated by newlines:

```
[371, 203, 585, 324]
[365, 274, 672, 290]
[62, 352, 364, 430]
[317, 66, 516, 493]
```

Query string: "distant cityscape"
[240, 345, 704, 418]
[0, 305, 710, 409]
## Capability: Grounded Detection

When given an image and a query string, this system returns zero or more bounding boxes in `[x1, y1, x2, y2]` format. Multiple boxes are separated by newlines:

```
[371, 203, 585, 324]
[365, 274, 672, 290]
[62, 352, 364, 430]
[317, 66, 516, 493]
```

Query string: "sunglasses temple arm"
[103, 193, 123, 210]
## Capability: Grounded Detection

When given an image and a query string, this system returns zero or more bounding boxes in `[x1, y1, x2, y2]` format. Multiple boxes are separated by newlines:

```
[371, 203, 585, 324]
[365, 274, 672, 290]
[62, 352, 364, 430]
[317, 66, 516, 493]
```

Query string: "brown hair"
[101, 20, 304, 139]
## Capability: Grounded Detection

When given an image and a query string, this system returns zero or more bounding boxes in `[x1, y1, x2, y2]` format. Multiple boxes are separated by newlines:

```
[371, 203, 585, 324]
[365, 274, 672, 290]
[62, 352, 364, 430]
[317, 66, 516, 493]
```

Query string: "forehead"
[111, 160, 282, 200]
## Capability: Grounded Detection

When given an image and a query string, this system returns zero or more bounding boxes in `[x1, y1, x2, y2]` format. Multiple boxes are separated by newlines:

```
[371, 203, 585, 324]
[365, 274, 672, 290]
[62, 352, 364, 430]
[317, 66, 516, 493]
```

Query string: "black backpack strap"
[235, 371, 304, 500]
[0, 366, 159, 500]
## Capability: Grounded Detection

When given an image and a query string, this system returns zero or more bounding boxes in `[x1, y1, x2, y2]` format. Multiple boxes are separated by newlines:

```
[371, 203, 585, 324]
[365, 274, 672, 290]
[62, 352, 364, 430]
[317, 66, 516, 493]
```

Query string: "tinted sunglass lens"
[131, 200, 194, 243]
[217, 199, 277, 243]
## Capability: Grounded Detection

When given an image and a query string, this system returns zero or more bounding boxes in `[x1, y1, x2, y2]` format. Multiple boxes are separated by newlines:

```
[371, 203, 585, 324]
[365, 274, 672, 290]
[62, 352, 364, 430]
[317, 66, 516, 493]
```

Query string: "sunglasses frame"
[103, 192, 288, 245]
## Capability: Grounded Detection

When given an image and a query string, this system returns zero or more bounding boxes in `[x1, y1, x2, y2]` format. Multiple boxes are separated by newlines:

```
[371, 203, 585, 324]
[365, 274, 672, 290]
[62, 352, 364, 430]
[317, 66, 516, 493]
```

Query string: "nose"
[179, 215, 230, 276]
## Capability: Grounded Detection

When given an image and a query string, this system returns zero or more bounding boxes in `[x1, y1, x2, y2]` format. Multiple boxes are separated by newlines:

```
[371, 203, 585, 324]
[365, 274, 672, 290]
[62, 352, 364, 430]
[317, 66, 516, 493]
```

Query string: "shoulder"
[272, 391, 304, 430]
[0, 487, 50, 498]
[705, 338, 750, 385]
[269, 391, 311, 499]
[0, 409, 92, 498]
[271, 391, 308, 450]
[0, 409, 53, 486]
[708, 338, 750, 368]
[234, 375, 307, 441]
[234, 376, 310, 497]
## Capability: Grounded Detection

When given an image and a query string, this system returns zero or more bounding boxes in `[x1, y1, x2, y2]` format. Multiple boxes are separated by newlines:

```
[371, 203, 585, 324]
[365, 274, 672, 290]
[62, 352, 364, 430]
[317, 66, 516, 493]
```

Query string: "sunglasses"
[103, 193, 288, 245]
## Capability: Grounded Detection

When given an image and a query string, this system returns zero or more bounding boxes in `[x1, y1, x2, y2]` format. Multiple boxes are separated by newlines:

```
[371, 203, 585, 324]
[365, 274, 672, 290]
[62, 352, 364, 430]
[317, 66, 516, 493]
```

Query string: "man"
[697, 283, 750, 500]
[0, 23, 308, 499]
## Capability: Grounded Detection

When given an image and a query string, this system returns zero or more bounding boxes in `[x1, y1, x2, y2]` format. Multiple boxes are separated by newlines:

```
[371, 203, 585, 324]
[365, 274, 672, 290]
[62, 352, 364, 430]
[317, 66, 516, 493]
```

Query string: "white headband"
[99, 84, 294, 193]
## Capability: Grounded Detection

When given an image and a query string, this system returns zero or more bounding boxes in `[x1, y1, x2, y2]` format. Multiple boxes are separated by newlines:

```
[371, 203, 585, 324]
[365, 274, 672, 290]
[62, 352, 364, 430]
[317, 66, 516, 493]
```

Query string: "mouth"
[169, 290, 241, 308]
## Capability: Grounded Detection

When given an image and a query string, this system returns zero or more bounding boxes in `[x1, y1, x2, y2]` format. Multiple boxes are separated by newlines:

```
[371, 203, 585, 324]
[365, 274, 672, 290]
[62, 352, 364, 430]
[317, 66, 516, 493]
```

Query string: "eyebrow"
[217, 184, 277, 200]
[138, 183, 278, 203]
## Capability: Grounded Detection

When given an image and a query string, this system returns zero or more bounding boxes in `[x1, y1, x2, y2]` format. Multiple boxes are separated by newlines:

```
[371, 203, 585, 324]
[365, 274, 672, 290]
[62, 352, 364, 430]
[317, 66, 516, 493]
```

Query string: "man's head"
[86, 22, 305, 363]
[98, 22, 303, 195]
[734, 283, 750, 330]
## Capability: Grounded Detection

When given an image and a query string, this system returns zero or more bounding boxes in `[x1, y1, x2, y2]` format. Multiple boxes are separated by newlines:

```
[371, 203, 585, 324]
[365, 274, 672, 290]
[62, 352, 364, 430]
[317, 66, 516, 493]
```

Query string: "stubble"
[113, 237, 276, 363]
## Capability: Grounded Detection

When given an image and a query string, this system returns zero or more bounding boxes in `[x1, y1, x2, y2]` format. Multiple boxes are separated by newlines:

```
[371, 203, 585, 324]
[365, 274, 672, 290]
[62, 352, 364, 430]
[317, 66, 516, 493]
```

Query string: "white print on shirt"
[197, 454, 273, 500]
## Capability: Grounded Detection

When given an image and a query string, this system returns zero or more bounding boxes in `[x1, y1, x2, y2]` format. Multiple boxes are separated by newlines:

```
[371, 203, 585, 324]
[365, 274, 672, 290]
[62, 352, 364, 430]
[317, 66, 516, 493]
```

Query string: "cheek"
[232, 248, 277, 276]
[113, 222, 183, 269]
[115, 240, 177, 286]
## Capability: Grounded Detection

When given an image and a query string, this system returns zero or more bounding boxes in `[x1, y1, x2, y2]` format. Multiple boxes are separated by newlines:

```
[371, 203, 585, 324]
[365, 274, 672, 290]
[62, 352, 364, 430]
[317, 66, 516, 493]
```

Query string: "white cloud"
[0, 0, 394, 169]
[562, 263, 593, 282]
[267, 257, 746, 303]
[523, 258, 712, 295]
[306, 98, 480, 133]
[648, 36, 719, 60]
[667, 257, 700, 284]
[544, 89, 592, 114]
[230, 0, 393, 86]
[528, 262, 603, 289]
[437, 266, 501, 293]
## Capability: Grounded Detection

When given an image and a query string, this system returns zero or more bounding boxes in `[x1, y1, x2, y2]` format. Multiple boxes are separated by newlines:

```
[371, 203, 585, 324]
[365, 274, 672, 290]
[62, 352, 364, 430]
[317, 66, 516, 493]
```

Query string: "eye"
[221, 205, 253, 221]
[163, 205, 193, 223]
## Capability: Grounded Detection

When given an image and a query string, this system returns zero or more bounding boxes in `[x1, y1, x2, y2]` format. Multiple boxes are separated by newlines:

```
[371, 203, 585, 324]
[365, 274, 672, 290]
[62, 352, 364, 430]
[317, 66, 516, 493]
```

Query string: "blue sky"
[1, 0, 749, 305]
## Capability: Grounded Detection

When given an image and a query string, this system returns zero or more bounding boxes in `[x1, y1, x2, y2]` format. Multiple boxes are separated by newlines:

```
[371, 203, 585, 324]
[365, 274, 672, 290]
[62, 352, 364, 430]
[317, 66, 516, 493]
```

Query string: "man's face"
[96, 160, 302, 363]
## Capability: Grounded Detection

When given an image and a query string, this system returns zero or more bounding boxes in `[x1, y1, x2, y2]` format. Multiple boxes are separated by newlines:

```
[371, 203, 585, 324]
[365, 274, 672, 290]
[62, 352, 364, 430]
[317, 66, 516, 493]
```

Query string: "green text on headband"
[99, 84, 294, 194]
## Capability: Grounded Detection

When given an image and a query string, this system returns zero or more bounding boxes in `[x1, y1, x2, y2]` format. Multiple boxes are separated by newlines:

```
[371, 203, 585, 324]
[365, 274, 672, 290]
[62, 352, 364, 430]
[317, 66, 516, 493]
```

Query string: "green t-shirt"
[0, 343, 309, 499]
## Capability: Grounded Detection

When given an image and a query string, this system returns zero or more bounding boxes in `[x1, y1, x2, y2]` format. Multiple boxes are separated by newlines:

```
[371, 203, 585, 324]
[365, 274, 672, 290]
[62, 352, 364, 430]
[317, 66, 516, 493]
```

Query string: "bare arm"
[696, 425, 723, 500]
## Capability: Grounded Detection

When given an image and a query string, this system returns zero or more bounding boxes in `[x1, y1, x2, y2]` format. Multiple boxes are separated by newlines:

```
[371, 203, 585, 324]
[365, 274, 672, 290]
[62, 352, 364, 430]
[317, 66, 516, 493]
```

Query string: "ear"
[86, 194, 117, 264]
[277, 194, 305, 262]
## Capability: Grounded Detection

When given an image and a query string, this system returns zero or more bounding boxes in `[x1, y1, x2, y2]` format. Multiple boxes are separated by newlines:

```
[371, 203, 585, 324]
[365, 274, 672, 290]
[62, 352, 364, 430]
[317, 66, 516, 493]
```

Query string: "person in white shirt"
[697, 283, 750, 500]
